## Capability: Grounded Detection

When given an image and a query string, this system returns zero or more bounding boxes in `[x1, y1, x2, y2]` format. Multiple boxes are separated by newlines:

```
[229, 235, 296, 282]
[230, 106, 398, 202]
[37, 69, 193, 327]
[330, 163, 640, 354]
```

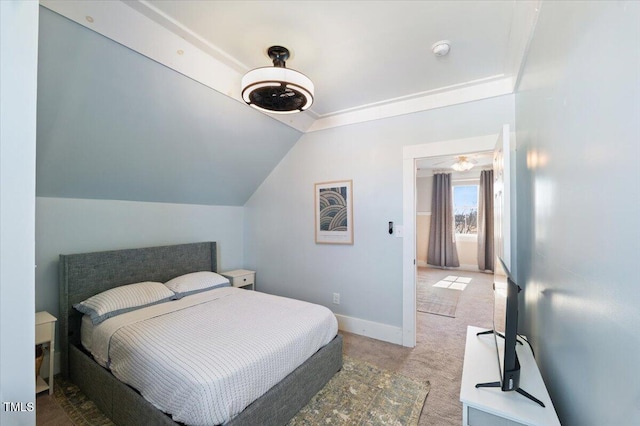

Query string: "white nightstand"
[35, 311, 57, 395]
[221, 269, 256, 290]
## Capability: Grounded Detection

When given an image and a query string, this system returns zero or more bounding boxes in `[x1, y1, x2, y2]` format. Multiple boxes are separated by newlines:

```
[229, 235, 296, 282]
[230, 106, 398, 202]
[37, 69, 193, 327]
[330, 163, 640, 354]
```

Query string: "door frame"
[401, 133, 500, 347]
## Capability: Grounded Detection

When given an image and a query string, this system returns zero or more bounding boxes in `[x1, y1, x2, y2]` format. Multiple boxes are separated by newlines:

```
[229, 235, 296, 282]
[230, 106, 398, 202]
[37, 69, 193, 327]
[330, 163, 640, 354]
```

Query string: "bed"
[59, 242, 343, 425]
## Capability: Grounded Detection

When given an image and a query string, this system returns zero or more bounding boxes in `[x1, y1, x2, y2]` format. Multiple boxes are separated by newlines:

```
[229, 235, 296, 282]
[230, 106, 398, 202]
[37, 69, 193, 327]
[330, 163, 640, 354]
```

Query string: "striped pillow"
[164, 271, 230, 298]
[74, 281, 175, 324]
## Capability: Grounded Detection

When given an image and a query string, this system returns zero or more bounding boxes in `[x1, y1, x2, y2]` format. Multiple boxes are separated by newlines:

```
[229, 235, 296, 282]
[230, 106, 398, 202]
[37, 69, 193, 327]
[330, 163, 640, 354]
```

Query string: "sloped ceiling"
[36, 7, 301, 206]
[36, 1, 539, 206]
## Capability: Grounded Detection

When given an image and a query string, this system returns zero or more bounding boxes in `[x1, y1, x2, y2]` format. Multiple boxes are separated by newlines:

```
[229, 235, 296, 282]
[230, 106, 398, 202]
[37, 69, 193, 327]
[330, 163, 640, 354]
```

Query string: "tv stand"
[461, 326, 560, 426]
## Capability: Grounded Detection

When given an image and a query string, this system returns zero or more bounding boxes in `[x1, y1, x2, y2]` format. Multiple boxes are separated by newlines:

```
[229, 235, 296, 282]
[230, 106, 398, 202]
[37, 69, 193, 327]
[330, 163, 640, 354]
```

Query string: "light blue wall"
[245, 95, 515, 330]
[35, 7, 258, 377]
[36, 197, 245, 320]
[1, 1, 38, 424]
[515, 2, 640, 424]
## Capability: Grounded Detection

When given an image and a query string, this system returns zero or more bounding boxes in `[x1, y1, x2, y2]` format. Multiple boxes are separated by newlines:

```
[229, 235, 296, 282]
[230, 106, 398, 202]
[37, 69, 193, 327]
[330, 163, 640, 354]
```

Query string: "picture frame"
[314, 180, 354, 244]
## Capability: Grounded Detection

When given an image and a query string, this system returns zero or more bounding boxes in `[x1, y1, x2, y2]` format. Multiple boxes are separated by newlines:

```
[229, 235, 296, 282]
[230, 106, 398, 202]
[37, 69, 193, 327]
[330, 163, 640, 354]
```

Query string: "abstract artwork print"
[315, 180, 353, 244]
[319, 187, 348, 231]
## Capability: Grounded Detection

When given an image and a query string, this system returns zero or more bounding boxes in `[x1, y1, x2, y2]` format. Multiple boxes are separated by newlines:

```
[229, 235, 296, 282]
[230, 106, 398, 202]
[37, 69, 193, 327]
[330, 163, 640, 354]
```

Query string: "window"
[453, 184, 478, 234]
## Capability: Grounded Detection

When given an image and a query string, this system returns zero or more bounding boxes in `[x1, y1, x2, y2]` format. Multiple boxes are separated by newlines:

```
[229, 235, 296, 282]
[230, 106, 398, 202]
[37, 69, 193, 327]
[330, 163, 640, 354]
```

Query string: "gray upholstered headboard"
[58, 242, 217, 377]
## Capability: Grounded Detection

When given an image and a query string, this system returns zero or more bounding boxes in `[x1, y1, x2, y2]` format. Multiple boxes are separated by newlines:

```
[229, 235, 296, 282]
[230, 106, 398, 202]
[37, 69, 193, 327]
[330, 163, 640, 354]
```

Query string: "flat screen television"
[476, 257, 545, 407]
[493, 256, 521, 391]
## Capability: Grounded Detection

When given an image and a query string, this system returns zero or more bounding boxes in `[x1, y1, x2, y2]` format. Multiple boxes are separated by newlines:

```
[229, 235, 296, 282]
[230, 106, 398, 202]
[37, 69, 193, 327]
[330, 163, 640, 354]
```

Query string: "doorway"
[401, 132, 505, 347]
[415, 151, 493, 271]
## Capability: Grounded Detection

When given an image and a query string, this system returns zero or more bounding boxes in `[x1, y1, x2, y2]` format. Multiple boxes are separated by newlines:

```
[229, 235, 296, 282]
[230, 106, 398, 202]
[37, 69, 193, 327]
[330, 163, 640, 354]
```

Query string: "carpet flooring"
[342, 267, 494, 425]
[416, 287, 461, 317]
[37, 267, 493, 426]
[416, 272, 474, 317]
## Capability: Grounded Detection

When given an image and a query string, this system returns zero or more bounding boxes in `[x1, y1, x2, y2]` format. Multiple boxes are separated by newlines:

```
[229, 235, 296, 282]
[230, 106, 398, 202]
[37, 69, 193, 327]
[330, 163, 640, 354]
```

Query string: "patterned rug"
[289, 357, 429, 425]
[53, 378, 114, 425]
[53, 357, 430, 425]
[416, 286, 461, 317]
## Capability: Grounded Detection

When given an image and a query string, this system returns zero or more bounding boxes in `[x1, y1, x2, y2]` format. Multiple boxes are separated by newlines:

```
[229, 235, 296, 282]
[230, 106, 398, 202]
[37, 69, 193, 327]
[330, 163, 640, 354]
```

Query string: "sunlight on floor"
[433, 276, 472, 290]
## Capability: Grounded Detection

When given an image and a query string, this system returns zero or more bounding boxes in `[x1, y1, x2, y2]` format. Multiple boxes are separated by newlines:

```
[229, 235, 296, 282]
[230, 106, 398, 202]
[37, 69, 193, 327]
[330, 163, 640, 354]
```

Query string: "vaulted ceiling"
[36, 1, 539, 205]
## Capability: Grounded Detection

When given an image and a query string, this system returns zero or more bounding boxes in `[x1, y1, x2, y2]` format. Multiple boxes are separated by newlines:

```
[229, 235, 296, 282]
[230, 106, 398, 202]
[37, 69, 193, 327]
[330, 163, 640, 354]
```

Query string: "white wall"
[245, 94, 514, 342]
[415, 176, 433, 213]
[415, 176, 432, 266]
[454, 236, 477, 270]
[515, 2, 640, 424]
[1, 1, 39, 424]
[35, 197, 245, 374]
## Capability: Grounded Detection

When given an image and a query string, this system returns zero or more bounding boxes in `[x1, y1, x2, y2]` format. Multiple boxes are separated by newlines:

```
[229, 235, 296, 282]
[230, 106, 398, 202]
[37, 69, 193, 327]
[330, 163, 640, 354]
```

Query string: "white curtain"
[427, 173, 460, 268]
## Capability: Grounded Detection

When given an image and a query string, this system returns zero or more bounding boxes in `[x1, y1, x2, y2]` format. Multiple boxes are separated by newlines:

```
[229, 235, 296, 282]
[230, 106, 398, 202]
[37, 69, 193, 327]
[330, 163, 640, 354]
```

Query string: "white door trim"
[401, 134, 499, 347]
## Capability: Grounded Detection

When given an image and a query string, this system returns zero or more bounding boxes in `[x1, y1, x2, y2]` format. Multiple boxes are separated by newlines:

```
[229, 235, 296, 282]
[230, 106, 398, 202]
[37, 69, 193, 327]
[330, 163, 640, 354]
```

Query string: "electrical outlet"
[332, 293, 340, 304]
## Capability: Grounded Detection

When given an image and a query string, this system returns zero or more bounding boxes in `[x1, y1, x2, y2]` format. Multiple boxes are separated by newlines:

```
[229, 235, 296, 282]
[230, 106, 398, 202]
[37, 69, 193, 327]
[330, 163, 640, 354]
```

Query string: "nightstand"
[35, 311, 57, 395]
[221, 269, 256, 290]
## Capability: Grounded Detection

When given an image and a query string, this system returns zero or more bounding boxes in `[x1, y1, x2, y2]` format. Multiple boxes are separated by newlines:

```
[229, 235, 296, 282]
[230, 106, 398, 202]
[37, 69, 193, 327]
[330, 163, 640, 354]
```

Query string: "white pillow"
[164, 271, 230, 298]
[74, 281, 175, 325]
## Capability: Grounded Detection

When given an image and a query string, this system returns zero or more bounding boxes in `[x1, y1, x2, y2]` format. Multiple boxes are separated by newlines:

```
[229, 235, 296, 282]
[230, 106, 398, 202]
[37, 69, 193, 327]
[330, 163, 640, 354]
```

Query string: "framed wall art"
[314, 180, 353, 244]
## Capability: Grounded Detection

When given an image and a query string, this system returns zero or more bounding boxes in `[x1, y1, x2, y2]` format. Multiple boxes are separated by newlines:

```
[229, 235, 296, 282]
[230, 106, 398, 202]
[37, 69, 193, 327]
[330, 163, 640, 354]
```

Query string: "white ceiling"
[41, 0, 540, 132]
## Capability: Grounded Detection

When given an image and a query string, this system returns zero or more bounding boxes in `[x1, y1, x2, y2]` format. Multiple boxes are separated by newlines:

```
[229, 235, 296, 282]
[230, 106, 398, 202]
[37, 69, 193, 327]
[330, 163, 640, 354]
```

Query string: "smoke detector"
[432, 40, 451, 57]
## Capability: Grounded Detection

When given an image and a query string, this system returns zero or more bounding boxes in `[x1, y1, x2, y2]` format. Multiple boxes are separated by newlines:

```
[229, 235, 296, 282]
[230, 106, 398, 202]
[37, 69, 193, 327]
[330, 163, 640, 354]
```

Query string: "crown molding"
[40, 0, 539, 133]
[307, 76, 514, 132]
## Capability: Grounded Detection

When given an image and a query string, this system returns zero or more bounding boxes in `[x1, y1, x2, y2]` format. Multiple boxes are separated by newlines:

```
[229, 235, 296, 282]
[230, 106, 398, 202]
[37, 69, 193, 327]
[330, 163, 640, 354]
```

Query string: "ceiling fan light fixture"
[451, 156, 474, 172]
[241, 46, 314, 114]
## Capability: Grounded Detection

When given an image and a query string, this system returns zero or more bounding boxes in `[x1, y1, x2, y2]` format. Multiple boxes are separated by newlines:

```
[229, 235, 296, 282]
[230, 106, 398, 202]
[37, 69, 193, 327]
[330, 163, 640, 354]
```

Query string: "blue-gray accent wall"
[515, 2, 640, 424]
[36, 7, 301, 206]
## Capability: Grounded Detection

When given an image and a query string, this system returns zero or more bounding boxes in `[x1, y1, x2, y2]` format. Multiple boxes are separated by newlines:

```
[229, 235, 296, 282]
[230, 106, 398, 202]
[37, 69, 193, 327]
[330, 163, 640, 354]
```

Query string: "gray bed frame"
[59, 242, 342, 426]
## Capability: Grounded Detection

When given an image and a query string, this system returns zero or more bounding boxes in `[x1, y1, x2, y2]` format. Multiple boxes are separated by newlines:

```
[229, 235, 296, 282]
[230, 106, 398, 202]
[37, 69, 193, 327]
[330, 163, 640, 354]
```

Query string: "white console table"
[460, 326, 560, 426]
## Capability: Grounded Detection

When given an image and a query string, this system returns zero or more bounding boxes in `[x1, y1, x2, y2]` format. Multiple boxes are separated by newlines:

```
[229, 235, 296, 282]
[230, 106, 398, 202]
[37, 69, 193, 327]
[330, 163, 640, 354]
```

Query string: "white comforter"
[87, 287, 338, 425]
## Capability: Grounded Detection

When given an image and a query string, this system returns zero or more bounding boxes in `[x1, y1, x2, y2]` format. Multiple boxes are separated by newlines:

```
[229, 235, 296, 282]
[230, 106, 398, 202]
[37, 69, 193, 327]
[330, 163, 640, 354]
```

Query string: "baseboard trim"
[417, 260, 428, 267]
[458, 264, 480, 272]
[335, 314, 403, 345]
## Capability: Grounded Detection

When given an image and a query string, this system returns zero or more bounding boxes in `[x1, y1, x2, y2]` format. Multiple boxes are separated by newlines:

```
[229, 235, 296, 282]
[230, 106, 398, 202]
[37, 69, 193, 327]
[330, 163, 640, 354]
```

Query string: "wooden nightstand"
[221, 269, 256, 290]
[35, 311, 57, 395]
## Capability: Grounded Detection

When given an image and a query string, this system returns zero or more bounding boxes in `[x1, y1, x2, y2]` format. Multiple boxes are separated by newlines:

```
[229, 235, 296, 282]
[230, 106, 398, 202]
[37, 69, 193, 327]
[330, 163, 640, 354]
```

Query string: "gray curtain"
[427, 173, 460, 268]
[477, 169, 494, 271]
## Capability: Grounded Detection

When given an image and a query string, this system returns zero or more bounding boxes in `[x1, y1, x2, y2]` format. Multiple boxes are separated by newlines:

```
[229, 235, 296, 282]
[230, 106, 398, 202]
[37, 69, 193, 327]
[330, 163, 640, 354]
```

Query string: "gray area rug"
[416, 286, 461, 317]
[52, 377, 114, 425]
[290, 356, 429, 425]
[51, 356, 429, 426]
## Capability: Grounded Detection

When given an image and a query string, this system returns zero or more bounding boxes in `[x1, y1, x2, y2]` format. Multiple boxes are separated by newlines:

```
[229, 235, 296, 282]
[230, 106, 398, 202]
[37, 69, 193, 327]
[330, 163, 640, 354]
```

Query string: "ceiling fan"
[418, 155, 478, 172]
[450, 155, 476, 171]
